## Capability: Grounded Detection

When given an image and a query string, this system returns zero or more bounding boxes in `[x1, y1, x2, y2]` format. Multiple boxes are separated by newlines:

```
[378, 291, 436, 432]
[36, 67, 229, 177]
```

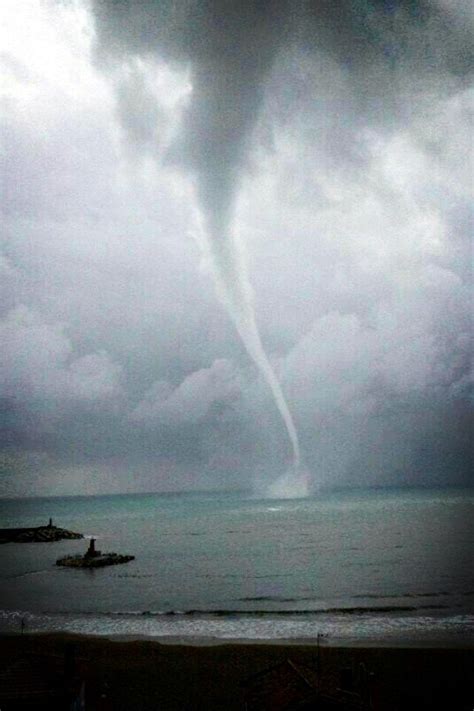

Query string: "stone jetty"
[0, 519, 83, 544]
[56, 538, 134, 568]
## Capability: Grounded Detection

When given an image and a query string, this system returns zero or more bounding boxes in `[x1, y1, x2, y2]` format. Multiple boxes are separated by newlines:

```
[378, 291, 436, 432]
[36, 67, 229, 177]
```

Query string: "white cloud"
[0, 306, 123, 406]
[131, 359, 243, 426]
[283, 263, 469, 418]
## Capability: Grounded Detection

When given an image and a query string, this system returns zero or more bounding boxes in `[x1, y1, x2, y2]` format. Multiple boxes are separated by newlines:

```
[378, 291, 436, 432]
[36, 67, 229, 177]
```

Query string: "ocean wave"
[3, 569, 52, 580]
[352, 591, 474, 600]
[352, 591, 452, 600]
[101, 604, 449, 617]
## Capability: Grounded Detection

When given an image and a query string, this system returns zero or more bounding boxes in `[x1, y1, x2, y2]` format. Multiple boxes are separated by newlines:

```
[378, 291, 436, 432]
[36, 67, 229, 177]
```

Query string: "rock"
[56, 552, 135, 568]
[0, 525, 83, 544]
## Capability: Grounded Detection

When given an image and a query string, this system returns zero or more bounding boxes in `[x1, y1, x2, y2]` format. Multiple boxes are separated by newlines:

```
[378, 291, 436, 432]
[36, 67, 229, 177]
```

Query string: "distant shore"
[1, 632, 472, 710]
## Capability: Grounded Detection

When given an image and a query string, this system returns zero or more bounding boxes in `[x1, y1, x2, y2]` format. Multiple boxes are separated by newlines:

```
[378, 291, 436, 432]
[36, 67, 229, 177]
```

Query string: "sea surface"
[0, 487, 473, 644]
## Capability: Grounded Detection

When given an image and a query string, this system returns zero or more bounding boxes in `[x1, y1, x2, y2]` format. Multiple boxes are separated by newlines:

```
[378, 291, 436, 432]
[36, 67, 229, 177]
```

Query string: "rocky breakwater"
[0, 519, 83, 544]
[56, 538, 134, 569]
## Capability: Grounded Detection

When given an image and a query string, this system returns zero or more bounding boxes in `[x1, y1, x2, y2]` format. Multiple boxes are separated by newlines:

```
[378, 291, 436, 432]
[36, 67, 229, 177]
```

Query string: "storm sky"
[1, 0, 472, 497]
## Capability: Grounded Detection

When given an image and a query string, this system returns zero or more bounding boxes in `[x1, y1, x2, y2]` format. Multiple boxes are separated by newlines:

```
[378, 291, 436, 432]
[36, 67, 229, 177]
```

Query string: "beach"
[0, 632, 473, 710]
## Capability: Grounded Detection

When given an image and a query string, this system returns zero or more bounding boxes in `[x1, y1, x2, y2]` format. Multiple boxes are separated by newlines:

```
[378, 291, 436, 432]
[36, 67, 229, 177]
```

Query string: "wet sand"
[0, 632, 472, 709]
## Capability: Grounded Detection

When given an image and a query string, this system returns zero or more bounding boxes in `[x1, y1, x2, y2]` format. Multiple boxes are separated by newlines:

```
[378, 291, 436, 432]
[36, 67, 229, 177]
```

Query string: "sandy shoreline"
[54, 631, 474, 649]
[1, 631, 473, 709]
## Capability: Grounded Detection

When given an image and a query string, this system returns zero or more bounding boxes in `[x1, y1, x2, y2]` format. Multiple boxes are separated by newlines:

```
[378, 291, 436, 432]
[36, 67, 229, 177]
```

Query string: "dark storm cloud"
[92, 0, 473, 356]
[94, 1, 285, 211]
[88, 0, 474, 265]
[94, 0, 473, 161]
[303, 1, 472, 77]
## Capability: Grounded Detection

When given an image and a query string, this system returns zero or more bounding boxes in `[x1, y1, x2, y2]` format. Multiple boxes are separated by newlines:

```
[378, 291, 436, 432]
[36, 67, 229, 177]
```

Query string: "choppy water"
[0, 487, 473, 643]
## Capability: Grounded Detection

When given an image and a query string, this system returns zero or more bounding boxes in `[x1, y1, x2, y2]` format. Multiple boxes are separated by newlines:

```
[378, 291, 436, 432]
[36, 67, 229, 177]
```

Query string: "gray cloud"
[131, 358, 243, 426]
[1, 306, 123, 404]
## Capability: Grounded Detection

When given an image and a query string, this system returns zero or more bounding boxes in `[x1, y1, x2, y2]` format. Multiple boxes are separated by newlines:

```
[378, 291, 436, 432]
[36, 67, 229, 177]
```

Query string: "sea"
[0, 487, 473, 645]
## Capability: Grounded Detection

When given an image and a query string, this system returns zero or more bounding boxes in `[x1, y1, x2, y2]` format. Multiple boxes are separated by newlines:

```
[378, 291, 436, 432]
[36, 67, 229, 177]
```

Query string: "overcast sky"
[1, 0, 472, 497]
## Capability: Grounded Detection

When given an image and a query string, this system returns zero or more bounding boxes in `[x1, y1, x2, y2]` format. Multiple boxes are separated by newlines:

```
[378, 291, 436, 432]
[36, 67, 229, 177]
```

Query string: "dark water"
[0, 487, 472, 642]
